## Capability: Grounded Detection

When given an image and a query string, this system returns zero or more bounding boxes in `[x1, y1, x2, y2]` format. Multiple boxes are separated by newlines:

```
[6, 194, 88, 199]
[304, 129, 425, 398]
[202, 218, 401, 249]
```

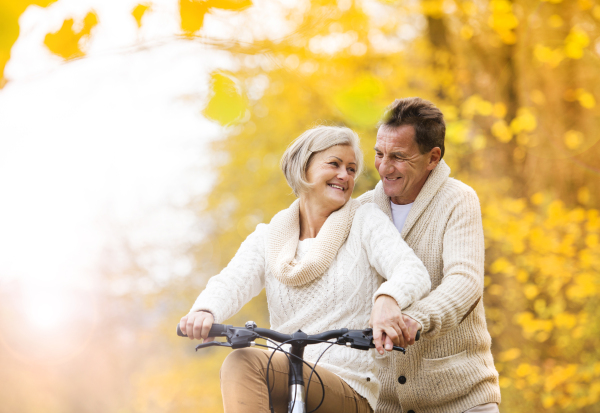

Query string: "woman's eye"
[348, 168, 356, 173]
[329, 162, 338, 166]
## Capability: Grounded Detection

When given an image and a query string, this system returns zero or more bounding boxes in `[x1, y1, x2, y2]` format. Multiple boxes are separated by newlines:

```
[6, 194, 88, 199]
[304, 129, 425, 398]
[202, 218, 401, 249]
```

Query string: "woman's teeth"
[328, 184, 344, 190]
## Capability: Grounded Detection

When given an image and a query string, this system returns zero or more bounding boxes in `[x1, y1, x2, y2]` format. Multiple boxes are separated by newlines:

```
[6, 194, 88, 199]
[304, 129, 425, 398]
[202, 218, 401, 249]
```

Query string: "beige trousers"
[220, 348, 373, 413]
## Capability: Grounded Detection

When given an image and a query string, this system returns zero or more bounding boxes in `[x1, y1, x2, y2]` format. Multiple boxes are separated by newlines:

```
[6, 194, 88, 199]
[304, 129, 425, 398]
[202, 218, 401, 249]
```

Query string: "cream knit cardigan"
[190, 203, 431, 410]
[358, 160, 501, 413]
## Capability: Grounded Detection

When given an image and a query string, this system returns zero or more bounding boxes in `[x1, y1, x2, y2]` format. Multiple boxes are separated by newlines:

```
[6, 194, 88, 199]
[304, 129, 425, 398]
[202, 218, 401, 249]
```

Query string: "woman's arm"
[359, 204, 431, 309]
[187, 223, 268, 326]
[358, 204, 431, 350]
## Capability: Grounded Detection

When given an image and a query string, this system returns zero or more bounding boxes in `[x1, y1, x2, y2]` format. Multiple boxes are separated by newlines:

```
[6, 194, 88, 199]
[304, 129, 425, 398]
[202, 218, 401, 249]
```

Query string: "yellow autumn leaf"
[524, 284, 539, 300]
[208, 0, 252, 11]
[491, 120, 512, 142]
[533, 44, 564, 67]
[420, 0, 444, 18]
[548, 14, 563, 28]
[577, 187, 590, 204]
[564, 130, 583, 150]
[499, 348, 521, 362]
[179, 0, 251, 34]
[510, 108, 537, 134]
[203, 72, 246, 125]
[132, 4, 151, 28]
[564, 26, 590, 59]
[0, 0, 58, 86]
[554, 312, 577, 329]
[44, 11, 98, 60]
[180, 0, 209, 34]
[577, 90, 596, 109]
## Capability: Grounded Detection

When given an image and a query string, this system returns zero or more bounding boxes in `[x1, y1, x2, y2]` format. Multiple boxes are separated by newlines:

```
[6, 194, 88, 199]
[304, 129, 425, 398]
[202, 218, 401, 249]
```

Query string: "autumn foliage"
[1, 0, 599, 412]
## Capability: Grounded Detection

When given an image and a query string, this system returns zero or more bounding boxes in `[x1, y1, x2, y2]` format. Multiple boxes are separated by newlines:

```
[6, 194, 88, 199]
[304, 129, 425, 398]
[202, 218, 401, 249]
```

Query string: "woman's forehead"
[318, 144, 356, 158]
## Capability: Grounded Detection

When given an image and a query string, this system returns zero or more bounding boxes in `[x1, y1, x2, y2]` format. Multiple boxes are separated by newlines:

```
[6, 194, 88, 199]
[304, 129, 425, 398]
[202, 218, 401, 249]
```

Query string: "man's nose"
[379, 156, 394, 175]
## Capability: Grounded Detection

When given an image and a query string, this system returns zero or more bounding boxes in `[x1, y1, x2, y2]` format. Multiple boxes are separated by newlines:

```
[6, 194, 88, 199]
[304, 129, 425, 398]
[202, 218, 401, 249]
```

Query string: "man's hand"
[402, 314, 422, 345]
[370, 295, 409, 354]
[179, 311, 215, 342]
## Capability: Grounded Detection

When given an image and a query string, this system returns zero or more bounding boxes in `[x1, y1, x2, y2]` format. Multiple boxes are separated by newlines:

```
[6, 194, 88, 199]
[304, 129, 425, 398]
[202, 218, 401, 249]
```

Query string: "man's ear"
[427, 147, 442, 170]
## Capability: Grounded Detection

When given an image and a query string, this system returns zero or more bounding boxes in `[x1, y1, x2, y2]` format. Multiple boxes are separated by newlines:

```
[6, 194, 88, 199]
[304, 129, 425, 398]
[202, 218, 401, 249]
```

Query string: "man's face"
[374, 124, 440, 205]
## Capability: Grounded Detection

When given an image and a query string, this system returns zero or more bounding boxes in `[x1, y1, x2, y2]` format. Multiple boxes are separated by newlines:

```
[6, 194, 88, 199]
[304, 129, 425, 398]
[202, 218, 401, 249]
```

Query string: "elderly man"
[359, 97, 501, 413]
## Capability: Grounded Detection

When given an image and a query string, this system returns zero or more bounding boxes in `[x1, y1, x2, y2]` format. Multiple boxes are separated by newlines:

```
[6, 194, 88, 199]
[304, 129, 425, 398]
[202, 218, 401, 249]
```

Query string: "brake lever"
[339, 328, 407, 354]
[391, 345, 406, 354]
[195, 341, 232, 351]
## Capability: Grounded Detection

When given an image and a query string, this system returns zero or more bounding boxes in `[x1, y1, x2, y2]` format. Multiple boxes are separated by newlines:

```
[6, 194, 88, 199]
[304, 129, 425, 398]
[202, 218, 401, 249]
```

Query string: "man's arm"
[402, 189, 485, 339]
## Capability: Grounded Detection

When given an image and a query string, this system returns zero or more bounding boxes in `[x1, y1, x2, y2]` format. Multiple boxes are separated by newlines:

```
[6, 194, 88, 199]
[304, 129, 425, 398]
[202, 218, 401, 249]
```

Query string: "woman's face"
[303, 145, 357, 212]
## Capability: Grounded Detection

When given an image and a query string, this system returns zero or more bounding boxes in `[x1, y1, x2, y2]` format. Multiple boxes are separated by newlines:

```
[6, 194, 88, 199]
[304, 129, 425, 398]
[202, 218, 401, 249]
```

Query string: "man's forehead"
[377, 123, 415, 137]
[376, 124, 417, 148]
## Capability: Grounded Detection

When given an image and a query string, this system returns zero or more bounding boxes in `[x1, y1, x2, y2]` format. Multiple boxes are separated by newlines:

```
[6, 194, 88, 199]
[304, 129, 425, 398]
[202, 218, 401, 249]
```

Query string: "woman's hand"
[370, 295, 410, 354]
[180, 311, 215, 341]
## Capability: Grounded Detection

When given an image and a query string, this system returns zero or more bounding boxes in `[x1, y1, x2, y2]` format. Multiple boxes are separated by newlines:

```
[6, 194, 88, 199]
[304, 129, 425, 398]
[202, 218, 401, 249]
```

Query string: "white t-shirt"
[390, 201, 413, 233]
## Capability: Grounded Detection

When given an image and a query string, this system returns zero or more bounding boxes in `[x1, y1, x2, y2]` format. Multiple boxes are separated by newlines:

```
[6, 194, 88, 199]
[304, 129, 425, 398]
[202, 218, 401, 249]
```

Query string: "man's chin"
[382, 181, 401, 198]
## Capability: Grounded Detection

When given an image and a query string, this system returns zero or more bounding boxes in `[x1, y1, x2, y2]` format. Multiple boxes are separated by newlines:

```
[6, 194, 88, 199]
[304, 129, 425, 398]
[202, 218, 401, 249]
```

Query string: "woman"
[180, 126, 430, 412]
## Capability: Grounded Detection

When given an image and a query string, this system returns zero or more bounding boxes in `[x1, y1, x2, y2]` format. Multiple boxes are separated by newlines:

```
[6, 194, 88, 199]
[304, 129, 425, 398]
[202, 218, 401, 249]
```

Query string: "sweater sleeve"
[359, 204, 431, 310]
[403, 189, 485, 339]
[189, 223, 267, 323]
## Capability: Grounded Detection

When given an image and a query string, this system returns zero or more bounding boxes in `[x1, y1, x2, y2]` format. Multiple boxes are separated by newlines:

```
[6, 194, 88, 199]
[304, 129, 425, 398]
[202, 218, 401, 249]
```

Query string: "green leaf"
[333, 74, 386, 127]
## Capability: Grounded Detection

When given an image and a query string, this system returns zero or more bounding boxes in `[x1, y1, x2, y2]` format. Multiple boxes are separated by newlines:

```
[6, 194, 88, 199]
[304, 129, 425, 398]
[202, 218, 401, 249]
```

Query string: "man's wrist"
[404, 313, 423, 331]
[404, 310, 427, 333]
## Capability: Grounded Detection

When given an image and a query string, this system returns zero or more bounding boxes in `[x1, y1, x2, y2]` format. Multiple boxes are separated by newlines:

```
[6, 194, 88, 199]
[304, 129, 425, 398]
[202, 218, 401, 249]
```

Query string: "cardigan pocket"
[422, 350, 468, 371]
[417, 351, 479, 405]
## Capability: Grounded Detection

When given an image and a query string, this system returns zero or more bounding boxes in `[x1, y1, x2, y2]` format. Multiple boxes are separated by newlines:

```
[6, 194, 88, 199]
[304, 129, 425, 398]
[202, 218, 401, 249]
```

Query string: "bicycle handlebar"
[176, 322, 416, 353]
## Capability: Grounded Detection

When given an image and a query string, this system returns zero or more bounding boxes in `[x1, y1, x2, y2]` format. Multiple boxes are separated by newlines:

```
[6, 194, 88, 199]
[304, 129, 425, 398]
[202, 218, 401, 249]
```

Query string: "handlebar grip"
[415, 330, 421, 341]
[176, 323, 230, 338]
[208, 323, 229, 337]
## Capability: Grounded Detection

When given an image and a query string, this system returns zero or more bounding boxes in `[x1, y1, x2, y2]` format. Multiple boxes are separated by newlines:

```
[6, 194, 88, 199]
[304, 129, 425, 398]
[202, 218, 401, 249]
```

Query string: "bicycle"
[177, 321, 420, 413]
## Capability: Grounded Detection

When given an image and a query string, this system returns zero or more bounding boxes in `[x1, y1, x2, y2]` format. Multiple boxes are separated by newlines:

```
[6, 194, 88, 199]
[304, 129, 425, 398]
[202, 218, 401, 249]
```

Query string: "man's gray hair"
[280, 126, 363, 197]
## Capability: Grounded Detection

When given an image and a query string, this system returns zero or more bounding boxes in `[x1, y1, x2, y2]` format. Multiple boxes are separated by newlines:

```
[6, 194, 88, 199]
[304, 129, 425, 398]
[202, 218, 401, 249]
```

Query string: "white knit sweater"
[190, 203, 431, 409]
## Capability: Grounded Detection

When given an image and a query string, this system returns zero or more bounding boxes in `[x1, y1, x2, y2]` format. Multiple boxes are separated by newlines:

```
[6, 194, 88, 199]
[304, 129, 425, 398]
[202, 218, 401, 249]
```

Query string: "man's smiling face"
[374, 124, 440, 205]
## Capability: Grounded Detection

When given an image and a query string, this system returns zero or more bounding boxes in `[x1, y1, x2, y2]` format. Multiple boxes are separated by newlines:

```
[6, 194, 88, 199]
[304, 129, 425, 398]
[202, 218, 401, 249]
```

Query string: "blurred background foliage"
[1, 0, 599, 412]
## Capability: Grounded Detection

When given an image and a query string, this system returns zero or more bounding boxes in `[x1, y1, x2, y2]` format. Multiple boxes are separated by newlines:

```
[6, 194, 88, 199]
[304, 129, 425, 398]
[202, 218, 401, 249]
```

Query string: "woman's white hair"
[280, 125, 364, 197]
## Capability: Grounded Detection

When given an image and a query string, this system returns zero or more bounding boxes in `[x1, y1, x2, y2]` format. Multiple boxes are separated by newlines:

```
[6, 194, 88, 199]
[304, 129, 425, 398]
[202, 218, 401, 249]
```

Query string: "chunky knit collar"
[267, 198, 361, 286]
[372, 159, 451, 238]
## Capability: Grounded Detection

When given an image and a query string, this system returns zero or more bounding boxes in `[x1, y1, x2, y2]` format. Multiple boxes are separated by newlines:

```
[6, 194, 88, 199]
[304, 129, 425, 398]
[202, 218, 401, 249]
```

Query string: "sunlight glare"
[23, 287, 70, 330]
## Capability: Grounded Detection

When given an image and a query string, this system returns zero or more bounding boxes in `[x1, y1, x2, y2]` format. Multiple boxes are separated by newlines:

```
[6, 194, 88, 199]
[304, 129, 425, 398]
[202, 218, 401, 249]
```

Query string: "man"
[359, 97, 501, 413]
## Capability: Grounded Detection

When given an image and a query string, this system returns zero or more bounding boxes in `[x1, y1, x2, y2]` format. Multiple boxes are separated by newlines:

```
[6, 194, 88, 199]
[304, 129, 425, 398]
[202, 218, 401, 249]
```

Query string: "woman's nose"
[337, 168, 349, 180]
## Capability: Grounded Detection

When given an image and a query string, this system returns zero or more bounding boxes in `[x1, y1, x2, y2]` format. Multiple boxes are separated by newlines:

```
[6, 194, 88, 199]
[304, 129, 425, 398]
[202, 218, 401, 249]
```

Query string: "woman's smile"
[327, 183, 346, 191]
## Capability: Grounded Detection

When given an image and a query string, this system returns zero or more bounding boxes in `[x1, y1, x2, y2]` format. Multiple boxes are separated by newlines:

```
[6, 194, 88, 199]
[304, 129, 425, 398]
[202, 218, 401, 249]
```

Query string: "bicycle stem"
[288, 343, 307, 413]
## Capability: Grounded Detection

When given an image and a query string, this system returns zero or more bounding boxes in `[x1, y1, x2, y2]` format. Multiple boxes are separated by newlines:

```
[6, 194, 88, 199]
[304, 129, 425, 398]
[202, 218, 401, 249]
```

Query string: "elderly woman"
[180, 126, 430, 413]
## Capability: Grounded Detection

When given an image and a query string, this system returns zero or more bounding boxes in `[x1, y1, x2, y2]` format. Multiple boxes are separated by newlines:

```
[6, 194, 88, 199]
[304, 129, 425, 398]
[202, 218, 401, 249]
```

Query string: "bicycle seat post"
[288, 331, 308, 413]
